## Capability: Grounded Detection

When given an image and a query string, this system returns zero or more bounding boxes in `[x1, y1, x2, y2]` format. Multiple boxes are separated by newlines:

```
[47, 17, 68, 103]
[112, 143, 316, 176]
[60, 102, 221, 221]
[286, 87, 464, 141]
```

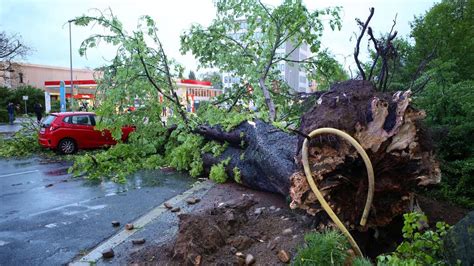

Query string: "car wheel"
[58, 139, 76, 154]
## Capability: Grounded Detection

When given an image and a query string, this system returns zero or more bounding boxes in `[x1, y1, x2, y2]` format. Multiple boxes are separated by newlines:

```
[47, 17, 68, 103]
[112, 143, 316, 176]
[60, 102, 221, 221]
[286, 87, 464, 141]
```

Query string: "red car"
[38, 112, 135, 154]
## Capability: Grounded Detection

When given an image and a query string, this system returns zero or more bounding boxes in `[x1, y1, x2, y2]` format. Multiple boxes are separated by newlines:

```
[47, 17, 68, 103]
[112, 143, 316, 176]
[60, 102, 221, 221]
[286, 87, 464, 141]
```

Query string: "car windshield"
[42, 115, 57, 126]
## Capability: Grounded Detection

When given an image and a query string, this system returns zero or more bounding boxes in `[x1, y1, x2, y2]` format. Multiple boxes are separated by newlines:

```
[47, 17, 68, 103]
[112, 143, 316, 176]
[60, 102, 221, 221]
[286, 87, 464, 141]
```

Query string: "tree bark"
[196, 80, 440, 229]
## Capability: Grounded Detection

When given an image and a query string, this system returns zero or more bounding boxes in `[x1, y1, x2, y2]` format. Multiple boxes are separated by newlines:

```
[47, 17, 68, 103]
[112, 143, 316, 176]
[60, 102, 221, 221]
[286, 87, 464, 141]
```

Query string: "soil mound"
[171, 195, 257, 264]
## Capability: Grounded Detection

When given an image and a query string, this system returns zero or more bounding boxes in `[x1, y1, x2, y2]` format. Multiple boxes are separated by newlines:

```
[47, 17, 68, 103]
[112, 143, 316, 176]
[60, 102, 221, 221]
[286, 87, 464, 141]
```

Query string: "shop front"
[44, 80, 97, 112]
[177, 79, 222, 113]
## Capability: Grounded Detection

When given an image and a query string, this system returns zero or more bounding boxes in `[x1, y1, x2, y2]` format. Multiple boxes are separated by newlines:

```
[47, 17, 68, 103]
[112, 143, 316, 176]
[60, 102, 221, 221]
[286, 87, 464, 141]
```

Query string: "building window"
[19, 73, 24, 83]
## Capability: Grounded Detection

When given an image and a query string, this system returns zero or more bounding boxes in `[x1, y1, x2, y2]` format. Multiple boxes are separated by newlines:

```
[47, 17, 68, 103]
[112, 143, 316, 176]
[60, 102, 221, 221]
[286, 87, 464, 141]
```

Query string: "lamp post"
[68, 20, 74, 111]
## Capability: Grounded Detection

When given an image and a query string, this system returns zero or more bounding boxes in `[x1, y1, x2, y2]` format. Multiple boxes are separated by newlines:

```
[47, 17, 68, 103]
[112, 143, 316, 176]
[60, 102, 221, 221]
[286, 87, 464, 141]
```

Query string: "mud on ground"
[128, 183, 468, 265]
[128, 183, 317, 265]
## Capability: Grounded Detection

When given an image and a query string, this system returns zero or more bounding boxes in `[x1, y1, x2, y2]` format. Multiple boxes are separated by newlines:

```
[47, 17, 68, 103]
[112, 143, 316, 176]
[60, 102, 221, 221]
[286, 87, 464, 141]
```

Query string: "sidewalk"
[0, 117, 31, 136]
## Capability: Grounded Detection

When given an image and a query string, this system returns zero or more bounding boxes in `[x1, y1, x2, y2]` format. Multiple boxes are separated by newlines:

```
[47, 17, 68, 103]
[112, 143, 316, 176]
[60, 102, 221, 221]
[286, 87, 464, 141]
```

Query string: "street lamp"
[68, 20, 74, 111]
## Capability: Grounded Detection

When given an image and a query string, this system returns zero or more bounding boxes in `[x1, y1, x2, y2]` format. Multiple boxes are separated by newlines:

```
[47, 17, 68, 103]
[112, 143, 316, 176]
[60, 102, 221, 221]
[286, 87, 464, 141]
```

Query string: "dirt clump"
[171, 195, 257, 264]
[169, 193, 312, 265]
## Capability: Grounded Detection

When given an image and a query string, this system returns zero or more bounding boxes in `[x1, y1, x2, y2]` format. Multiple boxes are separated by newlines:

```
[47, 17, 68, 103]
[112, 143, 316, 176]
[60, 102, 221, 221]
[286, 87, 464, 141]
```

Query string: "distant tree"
[407, 0, 474, 208]
[306, 49, 348, 91]
[188, 70, 196, 80]
[410, 0, 473, 83]
[0, 85, 44, 114]
[0, 87, 10, 106]
[9, 85, 45, 114]
[200, 71, 223, 90]
[0, 31, 29, 82]
[181, 0, 341, 121]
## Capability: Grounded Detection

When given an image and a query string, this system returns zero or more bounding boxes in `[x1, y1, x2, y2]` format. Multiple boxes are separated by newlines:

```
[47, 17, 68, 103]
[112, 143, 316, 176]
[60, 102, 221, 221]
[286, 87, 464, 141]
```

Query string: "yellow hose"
[301, 128, 375, 257]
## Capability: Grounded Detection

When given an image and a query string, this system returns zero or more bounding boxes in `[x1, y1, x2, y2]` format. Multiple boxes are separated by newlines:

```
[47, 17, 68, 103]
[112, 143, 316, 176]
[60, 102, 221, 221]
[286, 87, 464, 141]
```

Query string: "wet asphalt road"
[0, 157, 194, 266]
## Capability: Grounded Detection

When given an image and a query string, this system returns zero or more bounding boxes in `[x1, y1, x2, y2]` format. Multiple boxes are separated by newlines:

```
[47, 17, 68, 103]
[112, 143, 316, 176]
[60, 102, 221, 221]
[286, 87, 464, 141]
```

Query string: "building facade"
[278, 41, 310, 93]
[0, 62, 99, 89]
[1, 62, 221, 113]
[42, 78, 220, 113]
[172, 79, 222, 113]
[221, 21, 310, 93]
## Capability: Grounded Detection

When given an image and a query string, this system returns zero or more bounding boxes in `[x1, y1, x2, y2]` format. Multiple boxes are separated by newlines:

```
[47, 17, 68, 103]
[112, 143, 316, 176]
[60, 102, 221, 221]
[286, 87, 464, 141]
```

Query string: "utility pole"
[68, 20, 74, 111]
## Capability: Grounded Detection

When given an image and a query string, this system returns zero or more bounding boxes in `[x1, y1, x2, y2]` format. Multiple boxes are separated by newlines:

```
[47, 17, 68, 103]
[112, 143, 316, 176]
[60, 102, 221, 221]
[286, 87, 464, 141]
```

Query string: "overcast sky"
[1, 0, 437, 76]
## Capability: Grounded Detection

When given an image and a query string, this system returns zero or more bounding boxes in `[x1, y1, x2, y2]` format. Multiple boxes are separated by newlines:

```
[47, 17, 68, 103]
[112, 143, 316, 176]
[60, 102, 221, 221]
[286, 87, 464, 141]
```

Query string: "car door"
[70, 114, 98, 148]
[90, 115, 115, 146]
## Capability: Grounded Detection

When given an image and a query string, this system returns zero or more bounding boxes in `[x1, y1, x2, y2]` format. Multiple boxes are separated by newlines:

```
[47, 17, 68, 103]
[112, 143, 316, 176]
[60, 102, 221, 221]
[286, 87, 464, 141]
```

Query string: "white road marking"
[0, 170, 39, 178]
[70, 180, 214, 265]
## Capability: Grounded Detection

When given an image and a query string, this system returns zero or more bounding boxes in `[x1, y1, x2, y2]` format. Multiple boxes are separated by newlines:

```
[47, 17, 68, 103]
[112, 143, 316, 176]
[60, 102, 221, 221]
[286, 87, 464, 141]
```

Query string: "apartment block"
[221, 21, 310, 93]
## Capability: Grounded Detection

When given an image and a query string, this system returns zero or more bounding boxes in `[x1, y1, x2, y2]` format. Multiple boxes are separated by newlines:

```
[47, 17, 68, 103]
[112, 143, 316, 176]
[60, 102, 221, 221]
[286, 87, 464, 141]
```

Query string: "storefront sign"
[60, 81, 66, 112]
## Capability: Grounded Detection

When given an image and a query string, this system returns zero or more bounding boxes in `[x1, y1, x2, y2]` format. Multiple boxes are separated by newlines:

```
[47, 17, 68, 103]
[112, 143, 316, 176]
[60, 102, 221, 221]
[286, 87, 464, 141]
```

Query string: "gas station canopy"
[44, 79, 97, 99]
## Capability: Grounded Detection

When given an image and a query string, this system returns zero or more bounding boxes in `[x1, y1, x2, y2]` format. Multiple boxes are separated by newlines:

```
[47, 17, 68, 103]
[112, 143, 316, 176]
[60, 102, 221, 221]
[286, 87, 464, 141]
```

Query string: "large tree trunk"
[198, 80, 440, 229]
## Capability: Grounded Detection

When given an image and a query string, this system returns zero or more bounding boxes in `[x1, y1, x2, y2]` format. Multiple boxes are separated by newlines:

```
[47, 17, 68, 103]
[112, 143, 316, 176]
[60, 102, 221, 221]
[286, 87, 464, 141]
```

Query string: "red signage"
[180, 79, 212, 86]
[44, 80, 97, 86]
[65, 93, 95, 99]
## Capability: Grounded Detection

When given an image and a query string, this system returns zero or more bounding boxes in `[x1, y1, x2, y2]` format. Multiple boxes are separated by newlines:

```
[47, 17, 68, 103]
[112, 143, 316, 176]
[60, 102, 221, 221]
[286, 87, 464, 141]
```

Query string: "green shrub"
[50, 100, 61, 113]
[352, 257, 373, 266]
[377, 212, 450, 265]
[293, 230, 350, 266]
[416, 80, 474, 208]
[233, 167, 241, 183]
[209, 158, 230, 183]
[0, 86, 12, 108]
[0, 110, 8, 123]
[3, 85, 45, 114]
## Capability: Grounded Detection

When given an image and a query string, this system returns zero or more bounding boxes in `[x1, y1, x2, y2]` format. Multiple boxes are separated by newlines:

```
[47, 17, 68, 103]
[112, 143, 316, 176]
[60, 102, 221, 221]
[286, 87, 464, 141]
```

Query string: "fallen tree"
[70, 6, 450, 263]
[197, 80, 441, 229]
[72, 3, 441, 233]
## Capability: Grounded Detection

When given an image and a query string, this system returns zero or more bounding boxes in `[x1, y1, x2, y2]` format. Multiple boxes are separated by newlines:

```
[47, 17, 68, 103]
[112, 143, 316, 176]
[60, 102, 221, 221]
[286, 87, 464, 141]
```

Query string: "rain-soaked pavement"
[0, 157, 194, 265]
